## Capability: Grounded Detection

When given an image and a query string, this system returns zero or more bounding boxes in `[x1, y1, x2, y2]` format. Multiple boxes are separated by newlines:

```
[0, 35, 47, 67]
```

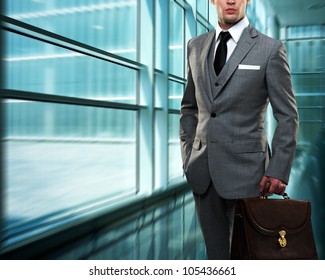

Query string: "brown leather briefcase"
[230, 195, 318, 259]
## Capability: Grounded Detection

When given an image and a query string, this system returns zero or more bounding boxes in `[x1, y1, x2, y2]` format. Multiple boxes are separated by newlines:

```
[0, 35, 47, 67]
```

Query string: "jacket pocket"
[234, 140, 266, 154]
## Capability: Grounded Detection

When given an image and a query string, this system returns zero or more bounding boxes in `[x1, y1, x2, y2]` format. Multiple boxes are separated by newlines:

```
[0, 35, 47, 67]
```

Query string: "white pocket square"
[238, 64, 261, 70]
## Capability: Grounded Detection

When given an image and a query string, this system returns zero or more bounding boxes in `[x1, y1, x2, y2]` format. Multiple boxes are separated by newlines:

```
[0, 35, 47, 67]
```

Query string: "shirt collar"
[215, 16, 249, 43]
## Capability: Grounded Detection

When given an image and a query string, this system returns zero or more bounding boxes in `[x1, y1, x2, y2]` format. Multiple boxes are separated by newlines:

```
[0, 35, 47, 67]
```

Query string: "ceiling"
[267, 0, 325, 26]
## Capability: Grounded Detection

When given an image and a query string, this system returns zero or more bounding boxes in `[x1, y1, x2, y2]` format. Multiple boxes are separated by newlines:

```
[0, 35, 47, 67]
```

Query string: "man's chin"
[223, 16, 243, 26]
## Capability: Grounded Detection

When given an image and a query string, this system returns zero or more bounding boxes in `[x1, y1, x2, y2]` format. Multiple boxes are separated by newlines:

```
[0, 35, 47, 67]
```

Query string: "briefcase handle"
[260, 180, 290, 199]
[260, 193, 290, 200]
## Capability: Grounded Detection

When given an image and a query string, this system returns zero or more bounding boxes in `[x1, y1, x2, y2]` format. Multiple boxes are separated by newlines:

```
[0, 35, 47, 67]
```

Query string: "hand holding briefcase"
[230, 194, 318, 260]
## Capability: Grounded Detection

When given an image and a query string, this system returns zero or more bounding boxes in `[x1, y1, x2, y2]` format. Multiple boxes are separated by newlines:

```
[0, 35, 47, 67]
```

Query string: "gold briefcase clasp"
[278, 230, 287, 248]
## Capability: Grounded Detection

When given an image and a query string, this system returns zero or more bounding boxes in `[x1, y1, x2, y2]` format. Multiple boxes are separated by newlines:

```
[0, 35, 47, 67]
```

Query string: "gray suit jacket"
[180, 25, 299, 199]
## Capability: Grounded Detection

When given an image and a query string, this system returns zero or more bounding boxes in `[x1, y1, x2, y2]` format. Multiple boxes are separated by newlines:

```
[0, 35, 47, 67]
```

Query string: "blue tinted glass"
[284, 25, 325, 149]
[197, 1, 207, 18]
[168, 80, 183, 110]
[197, 21, 208, 36]
[5, 0, 138, 60]
[168, 114, 183, 183]
[4, 31, 137, 104]
[4, 100, 137, 243]
[169, 0, 184, 77]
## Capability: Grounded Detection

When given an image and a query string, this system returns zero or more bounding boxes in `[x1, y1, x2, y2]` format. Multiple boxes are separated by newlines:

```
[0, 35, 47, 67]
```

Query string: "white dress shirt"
[214, 17, 250, 61]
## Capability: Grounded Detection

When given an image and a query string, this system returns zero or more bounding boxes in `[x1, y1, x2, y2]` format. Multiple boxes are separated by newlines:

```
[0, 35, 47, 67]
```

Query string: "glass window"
[283, 25, 325, 151]
[168, 80, 183, 110]
[5, 0, 138, 60]
[169, 0, 184, 77]
[284, 26, 325, 95]
[154, 0, 167, 71]
[1, 0, 213, 251]
[287, 25, 325, 40]
[4, 31, 138, 104]
[197, 21, 208, 36]
[246, 0, 256, 27]
[291, 74, 325, 94]
[168, 114, 183, 184]
[4, 100, 137, 245]
[197, 1, 208, 18]
[286, 39, 323, 74]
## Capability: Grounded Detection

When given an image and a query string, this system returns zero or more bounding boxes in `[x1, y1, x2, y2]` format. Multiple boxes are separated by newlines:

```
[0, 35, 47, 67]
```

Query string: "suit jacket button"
[211, 113, 217, 118]
[215, 82, 219, 86]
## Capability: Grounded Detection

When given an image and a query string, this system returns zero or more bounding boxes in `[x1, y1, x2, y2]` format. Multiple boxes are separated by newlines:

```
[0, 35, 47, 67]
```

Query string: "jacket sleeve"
[264, 41, 299, 183]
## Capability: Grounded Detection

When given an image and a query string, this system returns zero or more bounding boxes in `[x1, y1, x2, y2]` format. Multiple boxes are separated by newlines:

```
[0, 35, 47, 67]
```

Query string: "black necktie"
[214, 31, 231, 76]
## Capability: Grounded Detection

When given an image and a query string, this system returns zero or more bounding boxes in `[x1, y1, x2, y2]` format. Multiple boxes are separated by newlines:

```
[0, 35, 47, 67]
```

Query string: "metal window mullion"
[138, 0, 155, 194]
[1, 89, 143, 111]
[135, 0, 141, 194]
[0, 1, 5, 250]
[152, 0, 169, 190]
[1, 15, 144, 71]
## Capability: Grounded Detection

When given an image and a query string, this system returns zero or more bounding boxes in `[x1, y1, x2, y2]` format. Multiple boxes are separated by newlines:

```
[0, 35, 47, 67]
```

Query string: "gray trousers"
[193, 183, 236, 260]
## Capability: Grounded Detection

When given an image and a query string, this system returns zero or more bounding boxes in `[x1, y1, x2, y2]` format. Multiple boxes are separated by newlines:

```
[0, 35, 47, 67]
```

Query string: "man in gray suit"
[180, 0, 299, 259]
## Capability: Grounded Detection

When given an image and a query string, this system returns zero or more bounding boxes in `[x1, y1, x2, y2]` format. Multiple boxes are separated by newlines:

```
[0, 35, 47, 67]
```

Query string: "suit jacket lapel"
[214, 25, 258, 99]
[199, 30, 216, 103]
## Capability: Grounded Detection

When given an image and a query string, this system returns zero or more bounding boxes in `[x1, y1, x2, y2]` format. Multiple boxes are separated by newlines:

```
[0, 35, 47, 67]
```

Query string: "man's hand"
[259, 176, 287, 196]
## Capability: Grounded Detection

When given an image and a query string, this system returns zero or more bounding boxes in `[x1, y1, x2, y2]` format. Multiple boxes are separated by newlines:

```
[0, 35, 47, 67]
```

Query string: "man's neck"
[218, 17, 245, 30]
